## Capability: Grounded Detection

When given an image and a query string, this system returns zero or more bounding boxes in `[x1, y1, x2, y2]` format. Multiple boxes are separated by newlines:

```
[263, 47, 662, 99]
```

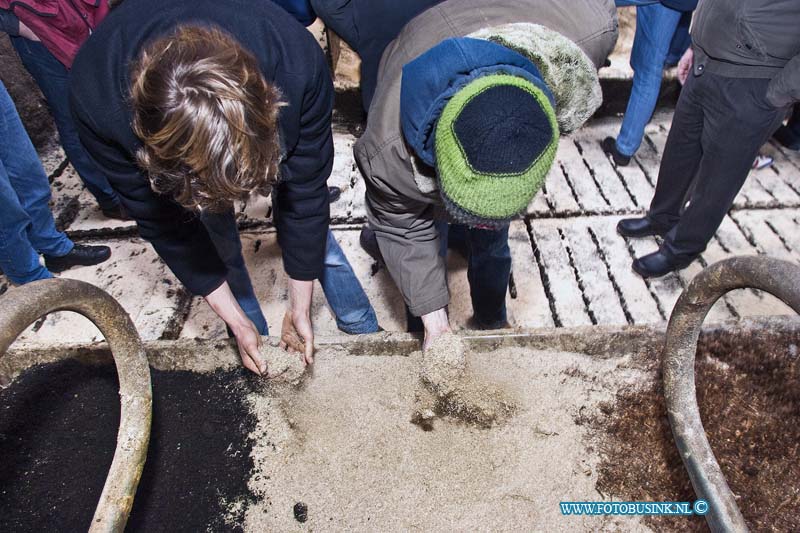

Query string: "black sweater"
[69, 0, 333, 296]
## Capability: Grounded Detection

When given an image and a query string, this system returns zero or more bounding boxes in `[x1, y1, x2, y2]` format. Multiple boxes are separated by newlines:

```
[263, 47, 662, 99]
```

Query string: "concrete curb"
[4, 315, 798, 383]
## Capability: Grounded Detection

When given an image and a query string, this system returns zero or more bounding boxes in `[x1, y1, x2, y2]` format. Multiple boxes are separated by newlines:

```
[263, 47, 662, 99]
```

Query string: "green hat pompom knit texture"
[435, 74, 559, 224]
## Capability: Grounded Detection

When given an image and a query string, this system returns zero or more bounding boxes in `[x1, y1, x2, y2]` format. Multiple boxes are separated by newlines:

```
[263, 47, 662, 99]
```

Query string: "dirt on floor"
[587, 334, 800, 532]
[0, 360, 262, 533]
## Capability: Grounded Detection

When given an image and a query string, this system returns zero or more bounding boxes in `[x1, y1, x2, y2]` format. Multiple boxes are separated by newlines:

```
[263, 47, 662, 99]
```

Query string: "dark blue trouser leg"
[200, 209, 269, 335]
[11, 37, 120, 211]
[466, 224, 510, 328]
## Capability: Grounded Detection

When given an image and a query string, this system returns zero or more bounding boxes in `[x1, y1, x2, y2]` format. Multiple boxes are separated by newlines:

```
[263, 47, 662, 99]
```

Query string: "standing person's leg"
[466, 225, 511, 329]
[645, 71, 706, 230]
[665, 12, 692, 66]
[0, 160, 58, 284]
[0, 83, 71, 284]
[611, 3, 682, 160]
[662, 76, 788, 261]
[319, 230, 379, 334]
[10, 37, 122, 214]
[200, 209, 269, 335]
[774, 104, 800, 150]
[309, 0, 359, 48]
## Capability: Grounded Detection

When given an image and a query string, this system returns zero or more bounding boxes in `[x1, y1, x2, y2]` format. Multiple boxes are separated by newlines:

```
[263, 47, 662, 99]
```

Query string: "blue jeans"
[201, 210, 378, 335]
[320, 230, 380, 334]
[406, 223, 511, 331]
[614, 1, 683, 157]
[11, 37, 120, 211]
[665, 12, 692, 66]
[0, 81, 73, 284]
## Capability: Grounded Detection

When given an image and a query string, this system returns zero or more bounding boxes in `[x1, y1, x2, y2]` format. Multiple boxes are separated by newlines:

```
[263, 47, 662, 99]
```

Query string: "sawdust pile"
[414, 332, 517, 429]
[241, 347, 648, 531]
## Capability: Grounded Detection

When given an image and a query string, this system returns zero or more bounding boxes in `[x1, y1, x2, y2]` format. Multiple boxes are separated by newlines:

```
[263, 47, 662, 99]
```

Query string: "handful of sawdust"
[414, 333, 517, 429]
[260, 343, 306, 385]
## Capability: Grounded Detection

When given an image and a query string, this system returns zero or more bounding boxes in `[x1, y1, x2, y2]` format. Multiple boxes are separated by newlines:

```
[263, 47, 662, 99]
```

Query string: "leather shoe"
[44, 244, 111, 273]
[601, 136, 631, 166]
[632, 248, 696, 279]
[101, 204, 130, 221]
[617, 217, 671, 238]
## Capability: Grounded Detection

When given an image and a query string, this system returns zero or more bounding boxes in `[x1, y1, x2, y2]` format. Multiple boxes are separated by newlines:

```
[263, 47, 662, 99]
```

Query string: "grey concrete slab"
[41, 147, 66, 178]
[49, 165, 137, 235]
[507, 221, 554, 328]
[9, 107, 800, 349]
[631, 135, 662, 189]
[770, 140, 800, 172]
[765, 208, 800, 257]
[329, 133, 359, 221]
[560, 221, 629, 325]
[557, 139, 608, 212]
[526, 189, 551, 216]
[731, 210, 796, 263]
[762, 141, 800, 196]
[589, 217, 664, 323]
[578, 119, 654, 210]
[12, 238, 186, 347]
[542, 143, 582, 214]
[529, 220, 593, 327]
[748, 166, 800, 206]
[626, 236, 684, 321]
[737, 169, 781, 208]
[574, 136, 636, 211]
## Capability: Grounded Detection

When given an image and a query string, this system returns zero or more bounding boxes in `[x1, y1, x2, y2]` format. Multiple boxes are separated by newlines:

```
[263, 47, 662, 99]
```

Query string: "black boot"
[44, 244, 111, 273]
[601, 136, 631, 166]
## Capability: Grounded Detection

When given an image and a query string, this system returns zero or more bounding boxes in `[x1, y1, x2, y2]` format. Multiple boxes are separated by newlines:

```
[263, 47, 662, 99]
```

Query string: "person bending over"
[321, 0, 617, 348]
[70, 0, 378, 374]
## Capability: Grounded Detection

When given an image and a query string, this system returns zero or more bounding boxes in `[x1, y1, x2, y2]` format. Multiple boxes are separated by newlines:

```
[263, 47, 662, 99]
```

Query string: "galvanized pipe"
[663, 256, 800, 532]
[0, 279, 152, 533]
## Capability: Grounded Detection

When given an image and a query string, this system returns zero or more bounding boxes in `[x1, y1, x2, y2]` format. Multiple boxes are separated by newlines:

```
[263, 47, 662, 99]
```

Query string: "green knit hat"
[435, 74, 558, 227]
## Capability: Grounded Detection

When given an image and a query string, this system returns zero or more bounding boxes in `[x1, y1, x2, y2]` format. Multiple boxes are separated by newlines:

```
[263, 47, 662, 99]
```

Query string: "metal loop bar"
[663, 256, 800, 533]
[0, 279, 152, 533]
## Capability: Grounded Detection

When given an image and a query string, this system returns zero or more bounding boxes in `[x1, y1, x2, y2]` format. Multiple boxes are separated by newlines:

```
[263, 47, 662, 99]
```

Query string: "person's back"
[359, 0, 617, 203]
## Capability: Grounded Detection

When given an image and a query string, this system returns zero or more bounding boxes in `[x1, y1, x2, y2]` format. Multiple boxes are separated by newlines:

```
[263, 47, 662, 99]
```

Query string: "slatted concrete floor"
[4, 111, 799, 346]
